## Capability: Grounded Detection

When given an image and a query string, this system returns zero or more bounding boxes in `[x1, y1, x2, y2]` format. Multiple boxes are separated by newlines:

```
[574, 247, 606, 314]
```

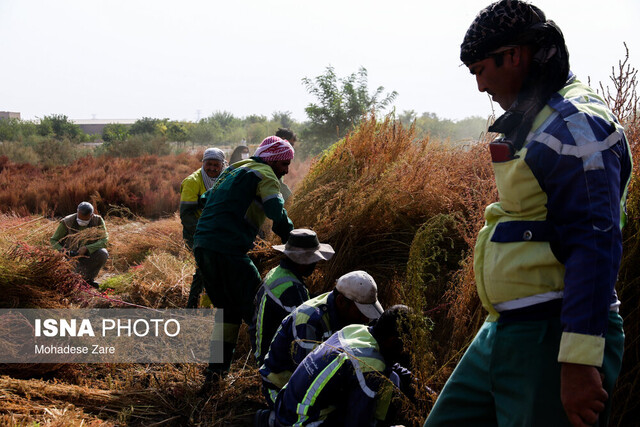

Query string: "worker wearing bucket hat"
[250, 229, 335, 365]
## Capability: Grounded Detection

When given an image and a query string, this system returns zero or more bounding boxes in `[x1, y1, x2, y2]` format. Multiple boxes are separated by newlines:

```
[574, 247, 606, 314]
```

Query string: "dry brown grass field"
[0, 68, 638, 425]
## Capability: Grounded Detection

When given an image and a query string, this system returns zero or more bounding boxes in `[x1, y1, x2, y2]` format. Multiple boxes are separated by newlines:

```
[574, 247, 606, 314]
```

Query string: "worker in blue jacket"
[271, 305, 413, 426]
[425, 1, 632, 426]
[250, 228, 335, 365]
[259, 271, 383, 408]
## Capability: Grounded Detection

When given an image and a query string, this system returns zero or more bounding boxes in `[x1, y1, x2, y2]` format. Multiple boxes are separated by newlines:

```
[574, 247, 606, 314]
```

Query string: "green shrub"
[99, 134, 174, 158]
[102, 123, 130, 143]
[35, 138, 90, 167]
[0, 141, 39, 164]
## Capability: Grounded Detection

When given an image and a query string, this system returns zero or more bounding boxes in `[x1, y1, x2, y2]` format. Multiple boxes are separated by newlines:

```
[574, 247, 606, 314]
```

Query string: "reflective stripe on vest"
[264, 276, 302, 311]
[337, 328, 382, 398]
[295, 352, 348, 424]
[292, 293, 331, 351]
[493, 291, 564, 312]
[254, 275, 301, 359]
[493, 290, 621, 313]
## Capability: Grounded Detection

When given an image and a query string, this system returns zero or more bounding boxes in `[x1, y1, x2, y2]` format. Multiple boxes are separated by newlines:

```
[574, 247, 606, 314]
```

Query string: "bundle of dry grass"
[0, 213, 58, 247]
[0, 244, 87, 309]
[106, 213, 187, 271]
[99, 214, 194, 308]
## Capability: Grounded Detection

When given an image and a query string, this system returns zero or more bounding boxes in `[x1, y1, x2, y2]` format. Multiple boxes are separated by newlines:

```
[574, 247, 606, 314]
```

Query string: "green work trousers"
[195, 247, 261, 372]
[424, 312, 624, 427]
[186, 268, 204, 308]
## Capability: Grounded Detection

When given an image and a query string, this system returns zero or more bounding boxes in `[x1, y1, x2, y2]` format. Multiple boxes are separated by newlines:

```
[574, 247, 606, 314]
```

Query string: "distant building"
[71, 119, 137, 136]
[0, 111, 21, 120]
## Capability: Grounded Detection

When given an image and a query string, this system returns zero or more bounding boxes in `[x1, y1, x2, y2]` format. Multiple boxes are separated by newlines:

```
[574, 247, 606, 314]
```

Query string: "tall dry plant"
[288, 115, 494, 295]
[273, 114, 498, 422]
[606, 46, 640, 426]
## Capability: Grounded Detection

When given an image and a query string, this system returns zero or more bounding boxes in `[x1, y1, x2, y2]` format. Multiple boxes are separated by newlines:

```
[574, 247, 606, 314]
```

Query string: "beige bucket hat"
[272, 229, 335, 265]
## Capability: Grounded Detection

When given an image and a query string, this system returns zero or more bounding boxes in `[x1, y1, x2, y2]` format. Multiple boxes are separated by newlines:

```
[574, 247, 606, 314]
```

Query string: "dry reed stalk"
[286, 115, 494, 297]
[610, 108, 640, 425]
[121, 249, 193, 308]
[0, 214, 58, 248]
[59, 227, 107, 252]
[106, 214, 189, 271]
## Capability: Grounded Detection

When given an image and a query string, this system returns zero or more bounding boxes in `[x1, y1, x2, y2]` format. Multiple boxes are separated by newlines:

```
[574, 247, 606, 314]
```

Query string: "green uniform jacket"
[180, 168, 207, 248]
[194, 157, 293, 255]
[50, 214, 108, 254]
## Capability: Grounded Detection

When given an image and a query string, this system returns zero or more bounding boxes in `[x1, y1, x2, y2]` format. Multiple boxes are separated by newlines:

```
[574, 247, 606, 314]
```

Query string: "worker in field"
[424, 1, 632, 426]
[250, 228, 335, 365]
[264, 305, 413, 427]
[180, 147, 226, 308]
[275, 128, 297, 146]
[229, 144, 250, 165]
[50, 201, 108, 288]
[194, 136, 295, 382]
[274, 128, 297, 202]
[258, 270, 383, 409]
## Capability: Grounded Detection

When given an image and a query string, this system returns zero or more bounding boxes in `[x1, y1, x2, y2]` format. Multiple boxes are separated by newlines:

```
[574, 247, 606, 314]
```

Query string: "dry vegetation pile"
[0, 153, 201, 218]
[0, 151, 312, 220]
[0, 214, 87, 309]
[0, 363, 263, 426]
[0, 213, 267, 425]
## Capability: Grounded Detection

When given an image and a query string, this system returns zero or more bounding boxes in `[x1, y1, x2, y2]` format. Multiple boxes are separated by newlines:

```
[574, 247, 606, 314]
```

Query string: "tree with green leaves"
[300, 66, 397, 157]
[166, 121, 189, 144]
[38, 114, 83, 140]
[272, 111, 295, 129]
[102, 123, 130, 143]
[129, 117, 167, 136]
[187, 119, 220, 146]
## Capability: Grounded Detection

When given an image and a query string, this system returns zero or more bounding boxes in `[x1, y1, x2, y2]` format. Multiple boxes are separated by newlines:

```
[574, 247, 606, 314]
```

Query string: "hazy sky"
[1, 0, 639, 123]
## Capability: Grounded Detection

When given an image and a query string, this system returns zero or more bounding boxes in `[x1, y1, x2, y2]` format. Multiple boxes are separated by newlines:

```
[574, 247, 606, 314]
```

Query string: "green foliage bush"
[0, 137, 90, 166]
[99, 134, 174, 158]
[36, 138, 91, 167]
[129, 117, 166, 136]
[0, 141, 39, 164]
[38, 114, 85, 141]
[400, 111, 489, 144]
[0, 118, 38, 142]
[102, 123, 130, 143]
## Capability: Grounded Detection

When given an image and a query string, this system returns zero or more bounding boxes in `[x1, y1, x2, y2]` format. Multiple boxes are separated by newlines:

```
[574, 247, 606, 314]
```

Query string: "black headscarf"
[461, 0, 570, 149]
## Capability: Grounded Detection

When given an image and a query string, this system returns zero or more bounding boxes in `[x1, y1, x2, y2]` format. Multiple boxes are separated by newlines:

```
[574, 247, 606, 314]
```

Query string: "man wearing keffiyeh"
[194, 136, 295, 384]
[180, 147, 226, 308]
[424, 1, 632, 426]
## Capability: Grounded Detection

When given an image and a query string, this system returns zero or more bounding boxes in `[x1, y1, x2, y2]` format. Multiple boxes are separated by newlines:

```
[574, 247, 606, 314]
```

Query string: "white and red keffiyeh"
[254, 136, 294, 161]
